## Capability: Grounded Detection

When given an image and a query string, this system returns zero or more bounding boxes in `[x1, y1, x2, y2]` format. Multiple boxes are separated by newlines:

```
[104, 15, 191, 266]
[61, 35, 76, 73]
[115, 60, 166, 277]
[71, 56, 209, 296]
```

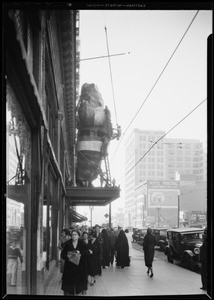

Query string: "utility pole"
[177, 192, 180, 228]
[89, 206, 94, 227]
[109, 203, 111, 228]
[156, 206, 161, 227]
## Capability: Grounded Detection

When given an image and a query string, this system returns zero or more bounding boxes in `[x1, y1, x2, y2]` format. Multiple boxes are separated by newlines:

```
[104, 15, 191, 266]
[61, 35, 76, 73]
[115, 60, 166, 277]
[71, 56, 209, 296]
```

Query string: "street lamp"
[156, 206, 161, 227]
[89, 206, 94, 227]
[177, 191, 180, 228]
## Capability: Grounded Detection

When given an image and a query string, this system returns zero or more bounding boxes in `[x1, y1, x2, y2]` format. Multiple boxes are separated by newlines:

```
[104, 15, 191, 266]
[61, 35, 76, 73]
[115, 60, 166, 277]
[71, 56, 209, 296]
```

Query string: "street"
[132, 241, 201, 274]
[45, 237, 205, 296]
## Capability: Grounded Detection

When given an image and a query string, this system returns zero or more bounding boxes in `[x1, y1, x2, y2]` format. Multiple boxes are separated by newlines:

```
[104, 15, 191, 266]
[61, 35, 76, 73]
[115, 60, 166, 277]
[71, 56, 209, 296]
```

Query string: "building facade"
[124, 129, 207, 228]
[5, 9, 80, 295]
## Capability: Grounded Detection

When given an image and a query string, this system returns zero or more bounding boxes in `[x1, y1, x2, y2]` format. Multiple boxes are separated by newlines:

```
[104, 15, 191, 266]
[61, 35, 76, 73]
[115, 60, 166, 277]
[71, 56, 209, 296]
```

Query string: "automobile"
[164, 227, 204, 270]
[137, 228, 148, 245]
[132, 228, 147, 243]
[152, 228, 168, 251]
[132, 228, 138, 242]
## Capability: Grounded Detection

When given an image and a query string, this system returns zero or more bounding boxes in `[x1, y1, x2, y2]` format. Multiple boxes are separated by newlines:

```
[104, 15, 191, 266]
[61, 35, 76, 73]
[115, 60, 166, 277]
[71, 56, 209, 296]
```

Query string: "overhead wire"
[118, 97, 207, 182]
[110, 10, 200, 163]
[104, 25, 118, 126]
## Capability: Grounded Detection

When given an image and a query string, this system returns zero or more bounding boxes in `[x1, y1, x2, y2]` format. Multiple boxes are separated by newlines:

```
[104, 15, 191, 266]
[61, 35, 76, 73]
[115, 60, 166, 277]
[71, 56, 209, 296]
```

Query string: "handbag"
[67, 251, 81, 265]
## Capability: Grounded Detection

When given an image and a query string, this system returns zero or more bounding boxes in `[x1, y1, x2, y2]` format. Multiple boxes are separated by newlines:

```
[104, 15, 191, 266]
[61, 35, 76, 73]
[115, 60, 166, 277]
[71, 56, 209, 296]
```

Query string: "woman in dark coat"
[87, 230, 102, 285]
[114, 229, 129, 268]
[101, 228, 111, 268]
[61, 229, 89, 295]
[143, 228, 156, 277]
[58, 229, 71, 274]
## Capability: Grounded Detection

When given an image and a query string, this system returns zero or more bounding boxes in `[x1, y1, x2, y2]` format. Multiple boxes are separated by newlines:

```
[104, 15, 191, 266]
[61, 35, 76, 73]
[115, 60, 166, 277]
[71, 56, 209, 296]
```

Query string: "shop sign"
[147, 180, 179, 189]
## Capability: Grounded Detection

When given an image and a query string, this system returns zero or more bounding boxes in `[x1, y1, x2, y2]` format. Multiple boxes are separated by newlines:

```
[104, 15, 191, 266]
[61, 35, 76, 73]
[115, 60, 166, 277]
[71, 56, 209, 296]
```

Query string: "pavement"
[45, 237, 207, 297]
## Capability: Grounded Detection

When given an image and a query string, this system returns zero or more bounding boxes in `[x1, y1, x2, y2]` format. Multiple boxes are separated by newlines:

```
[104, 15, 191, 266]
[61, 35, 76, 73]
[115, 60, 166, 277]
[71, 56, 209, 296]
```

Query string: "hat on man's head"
[95, 224, 100, 228]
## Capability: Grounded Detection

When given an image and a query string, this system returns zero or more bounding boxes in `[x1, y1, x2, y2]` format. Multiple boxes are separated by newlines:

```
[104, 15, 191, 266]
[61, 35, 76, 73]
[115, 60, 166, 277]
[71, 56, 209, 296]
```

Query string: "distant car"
[164, 228, 204, 270]
[132, 228, 147, 243]
[137, 228, 148, 245]
[132, 228, 140, 242]
[152, 228, 168, 251]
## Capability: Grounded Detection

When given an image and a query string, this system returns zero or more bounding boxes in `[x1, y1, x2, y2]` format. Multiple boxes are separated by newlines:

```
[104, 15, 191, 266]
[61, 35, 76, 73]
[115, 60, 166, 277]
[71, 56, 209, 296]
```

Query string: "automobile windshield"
[182, 233, 203, 241]
[159, 230, 167, 235]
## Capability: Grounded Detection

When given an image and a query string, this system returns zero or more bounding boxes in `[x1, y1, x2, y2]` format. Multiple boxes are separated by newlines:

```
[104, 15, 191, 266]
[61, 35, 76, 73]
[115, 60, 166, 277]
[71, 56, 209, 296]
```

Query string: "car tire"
[159, 245, 165, 252]
[167, 252, 173, 263]
[183, 255, 194, 271]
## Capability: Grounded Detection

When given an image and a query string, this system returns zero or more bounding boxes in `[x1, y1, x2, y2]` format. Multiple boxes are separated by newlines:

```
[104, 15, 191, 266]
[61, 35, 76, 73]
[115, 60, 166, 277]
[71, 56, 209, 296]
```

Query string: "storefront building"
[5, 9, 80, 294]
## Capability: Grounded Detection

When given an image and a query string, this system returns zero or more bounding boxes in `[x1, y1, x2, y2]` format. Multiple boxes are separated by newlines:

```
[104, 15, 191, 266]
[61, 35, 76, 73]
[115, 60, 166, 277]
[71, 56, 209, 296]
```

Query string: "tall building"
[165, 138, 205, 181]
[124, 129, 207, 228]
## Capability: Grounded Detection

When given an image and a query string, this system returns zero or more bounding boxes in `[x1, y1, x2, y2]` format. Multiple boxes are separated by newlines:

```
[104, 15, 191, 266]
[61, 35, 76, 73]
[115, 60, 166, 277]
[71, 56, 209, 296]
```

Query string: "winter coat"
[114, 230, 130, 267]
[61, 238, 89, 294]
[143, 232, 156, 268]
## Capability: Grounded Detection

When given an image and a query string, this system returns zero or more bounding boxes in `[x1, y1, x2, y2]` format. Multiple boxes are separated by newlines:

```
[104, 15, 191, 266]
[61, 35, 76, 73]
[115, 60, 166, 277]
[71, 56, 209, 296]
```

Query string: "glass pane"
[6, 83, 31, 294]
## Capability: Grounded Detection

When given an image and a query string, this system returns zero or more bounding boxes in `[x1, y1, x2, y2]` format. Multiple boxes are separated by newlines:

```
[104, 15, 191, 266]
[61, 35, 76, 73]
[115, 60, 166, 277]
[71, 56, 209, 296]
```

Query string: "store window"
[42, 169, 56, 270]
[6, 83, 31, 294]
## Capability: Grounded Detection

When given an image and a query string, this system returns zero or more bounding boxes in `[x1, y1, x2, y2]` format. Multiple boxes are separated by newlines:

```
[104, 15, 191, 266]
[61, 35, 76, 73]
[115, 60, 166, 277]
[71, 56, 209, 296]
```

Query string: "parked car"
[132, 228, 147, 243]
[164, 227, 204, 270]
[152, 228, 168, 251]
[137, 228, 148, 245]
[132, 228, 139, 242]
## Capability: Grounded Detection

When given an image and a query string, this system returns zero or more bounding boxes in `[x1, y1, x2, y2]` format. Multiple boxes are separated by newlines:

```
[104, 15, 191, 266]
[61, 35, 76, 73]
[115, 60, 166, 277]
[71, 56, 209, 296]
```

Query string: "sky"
[76, 9, 212, 225]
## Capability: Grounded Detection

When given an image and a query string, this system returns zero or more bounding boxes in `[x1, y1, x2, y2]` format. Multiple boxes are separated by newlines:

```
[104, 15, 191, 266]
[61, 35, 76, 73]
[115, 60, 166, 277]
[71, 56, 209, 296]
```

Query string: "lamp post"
[156, 206, 161, 227]
[109, 203, 111, 228]
[177, 191, 180, 228]
[89, 206, 94, 227]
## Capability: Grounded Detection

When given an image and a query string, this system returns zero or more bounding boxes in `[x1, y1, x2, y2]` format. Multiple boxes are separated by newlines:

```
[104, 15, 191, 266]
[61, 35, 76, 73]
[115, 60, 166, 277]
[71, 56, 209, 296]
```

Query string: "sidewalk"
[45, 245, 206, 297]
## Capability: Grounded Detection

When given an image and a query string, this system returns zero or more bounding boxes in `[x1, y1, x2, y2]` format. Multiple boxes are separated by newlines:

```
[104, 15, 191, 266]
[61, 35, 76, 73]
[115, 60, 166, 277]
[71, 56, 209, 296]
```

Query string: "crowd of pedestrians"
[58, 224, 131, 296]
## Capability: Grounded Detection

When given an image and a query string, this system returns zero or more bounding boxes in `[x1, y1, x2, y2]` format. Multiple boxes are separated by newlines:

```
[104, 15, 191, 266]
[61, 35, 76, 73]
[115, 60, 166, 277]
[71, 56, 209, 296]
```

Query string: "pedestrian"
[125, 228, 132, 266]
[94, 224, 103, 275]
[81, 231, 91, 295]
[101, 228, 111, 268]
[114, 229, 129, 268]
[87, 230, 102, 285]
[61, 229, 89, 295]
[58, 229, 71, 274]
[7, 238, 23, 286]
[143, 227, 156, 278]
[109, 228, 118, 265]
[200, 227, 207, 291]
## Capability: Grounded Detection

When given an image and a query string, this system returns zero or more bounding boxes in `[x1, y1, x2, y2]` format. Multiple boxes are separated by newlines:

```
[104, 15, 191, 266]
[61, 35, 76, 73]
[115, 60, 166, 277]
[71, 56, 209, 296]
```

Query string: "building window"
[6, 83, 32, 294]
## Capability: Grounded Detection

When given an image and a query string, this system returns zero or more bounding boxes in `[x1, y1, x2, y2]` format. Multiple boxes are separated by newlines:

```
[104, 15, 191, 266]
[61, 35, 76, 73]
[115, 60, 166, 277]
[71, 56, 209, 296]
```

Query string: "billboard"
[148, 189, 179, 208]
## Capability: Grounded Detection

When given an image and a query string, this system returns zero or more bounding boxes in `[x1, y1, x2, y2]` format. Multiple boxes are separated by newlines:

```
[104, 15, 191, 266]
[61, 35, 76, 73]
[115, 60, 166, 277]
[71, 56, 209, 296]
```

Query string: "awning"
[69, 208, 87, 223]
[66, 186, 120, 206]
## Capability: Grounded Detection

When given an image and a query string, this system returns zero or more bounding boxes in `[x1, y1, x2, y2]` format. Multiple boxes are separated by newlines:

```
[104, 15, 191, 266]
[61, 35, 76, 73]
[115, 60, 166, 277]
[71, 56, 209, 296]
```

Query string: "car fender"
[182, 250, 194, 262]
[158, 239, 167, 246]
[164, 245, 172, 256]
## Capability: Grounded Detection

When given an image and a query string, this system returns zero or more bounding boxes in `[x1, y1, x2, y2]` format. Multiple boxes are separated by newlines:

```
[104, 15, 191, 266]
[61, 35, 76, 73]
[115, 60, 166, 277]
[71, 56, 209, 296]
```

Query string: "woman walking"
[114, 229, 129, 268]
[58, 229, 71, 274]
[61, 229, 89, 295]
[109, 228, 118, 265]
[101, 228, 111, 268]
[143, 228, 156, 277]
[87, 230, 102, 285]
[81, 231, 91, 294]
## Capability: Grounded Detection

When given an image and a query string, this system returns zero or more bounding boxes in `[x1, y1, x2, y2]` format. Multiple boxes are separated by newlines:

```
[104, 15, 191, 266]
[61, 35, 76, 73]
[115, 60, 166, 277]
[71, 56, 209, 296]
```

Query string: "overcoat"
[114, 230, 130, 267]
[143, 232, 156, 268]
[101, 229, 111, 267]
[87, 238, 102, 276]
[61, 238, 89, 294]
